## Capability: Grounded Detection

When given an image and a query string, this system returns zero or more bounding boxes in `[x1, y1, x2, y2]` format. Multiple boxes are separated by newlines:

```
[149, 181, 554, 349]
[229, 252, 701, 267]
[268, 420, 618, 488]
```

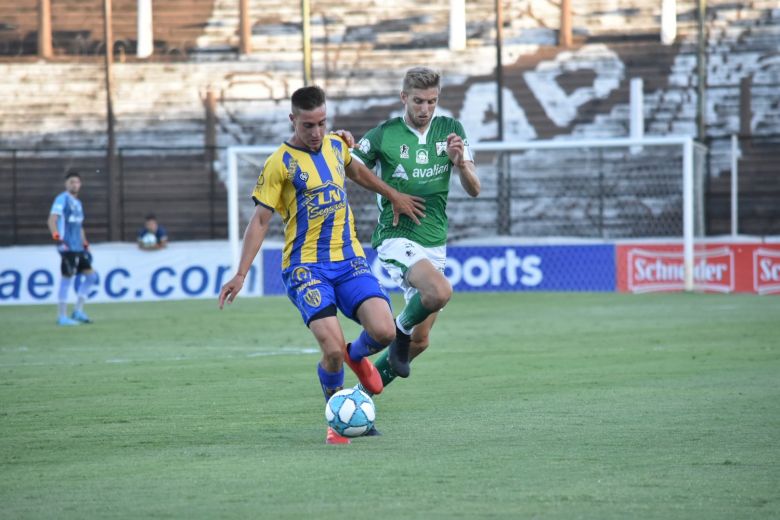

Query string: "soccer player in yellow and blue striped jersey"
[253, 125, 363, 269]
[218, 86, 425, 444]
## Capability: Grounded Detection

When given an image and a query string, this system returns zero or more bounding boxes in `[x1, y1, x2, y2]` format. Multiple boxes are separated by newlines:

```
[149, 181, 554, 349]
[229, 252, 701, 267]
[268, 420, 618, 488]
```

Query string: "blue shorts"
[282, 257, 391, 326]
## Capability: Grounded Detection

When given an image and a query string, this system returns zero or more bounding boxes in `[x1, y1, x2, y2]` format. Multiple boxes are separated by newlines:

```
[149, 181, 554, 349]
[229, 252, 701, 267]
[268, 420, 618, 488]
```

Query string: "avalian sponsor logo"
[753, 248, 780, 295]
[627, 247, 734, 293]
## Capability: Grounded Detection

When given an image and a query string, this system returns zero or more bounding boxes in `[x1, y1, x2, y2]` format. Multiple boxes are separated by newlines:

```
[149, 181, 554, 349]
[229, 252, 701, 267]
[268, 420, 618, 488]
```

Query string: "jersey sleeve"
[453, 120, 474, 163]
[328, 134, 352, 168]
[251, 154, 284, 213]
[50, 193, 66, 216]
[343, 139, 352, 167]
[352, 126, 382, 169]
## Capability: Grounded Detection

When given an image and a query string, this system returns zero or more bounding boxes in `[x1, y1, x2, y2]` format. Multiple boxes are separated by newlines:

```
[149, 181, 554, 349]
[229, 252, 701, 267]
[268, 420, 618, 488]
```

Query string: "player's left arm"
[446, 132, 480, 198]
[80, 227, 90, 250]
[345, 158, 426, 226]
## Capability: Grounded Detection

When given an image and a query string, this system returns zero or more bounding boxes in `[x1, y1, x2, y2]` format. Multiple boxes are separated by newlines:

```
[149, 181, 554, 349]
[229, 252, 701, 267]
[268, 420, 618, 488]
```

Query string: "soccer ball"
[141, 232, 157, 247]
[325, 388, 375, 437]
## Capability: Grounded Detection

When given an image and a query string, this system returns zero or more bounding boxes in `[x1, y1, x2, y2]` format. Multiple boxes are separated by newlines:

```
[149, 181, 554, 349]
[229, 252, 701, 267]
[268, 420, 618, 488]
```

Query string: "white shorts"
[376, 238, 446, 303]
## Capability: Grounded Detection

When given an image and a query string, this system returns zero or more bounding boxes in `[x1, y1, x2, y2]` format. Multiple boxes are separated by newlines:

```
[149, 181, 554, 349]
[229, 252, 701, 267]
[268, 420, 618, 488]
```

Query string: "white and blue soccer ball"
[325, 388, 375, 437]
[141, 232, 157, 247]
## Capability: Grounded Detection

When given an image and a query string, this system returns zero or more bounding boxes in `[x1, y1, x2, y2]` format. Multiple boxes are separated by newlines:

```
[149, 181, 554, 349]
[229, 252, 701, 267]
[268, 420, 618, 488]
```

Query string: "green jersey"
[353, 115, 472, 248]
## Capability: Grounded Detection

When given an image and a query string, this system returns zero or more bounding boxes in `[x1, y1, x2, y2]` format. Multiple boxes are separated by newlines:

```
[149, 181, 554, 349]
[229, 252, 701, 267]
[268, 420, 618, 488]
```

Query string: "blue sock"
[317, 363, 344, 401]
[348, 330, 385, 362]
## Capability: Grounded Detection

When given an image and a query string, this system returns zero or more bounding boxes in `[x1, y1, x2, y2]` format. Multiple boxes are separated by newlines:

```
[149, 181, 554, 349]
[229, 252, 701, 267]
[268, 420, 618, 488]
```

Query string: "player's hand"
[52, 232, 68, 250]
[389, 191, 426, 226]
[218, 273, 245, 309]
[331, 129, 355, 148]
[83, 239, 90, 251]
[446, 133, 465, 166]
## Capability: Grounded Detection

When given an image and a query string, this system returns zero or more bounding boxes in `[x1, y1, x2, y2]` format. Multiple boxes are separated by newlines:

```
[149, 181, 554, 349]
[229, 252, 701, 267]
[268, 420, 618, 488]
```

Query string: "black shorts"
[60, 251, 93, 277]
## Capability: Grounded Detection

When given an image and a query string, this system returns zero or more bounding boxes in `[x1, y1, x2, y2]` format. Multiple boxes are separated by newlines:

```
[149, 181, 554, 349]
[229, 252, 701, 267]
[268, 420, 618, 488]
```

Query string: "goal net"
[224, 136, 706, 290]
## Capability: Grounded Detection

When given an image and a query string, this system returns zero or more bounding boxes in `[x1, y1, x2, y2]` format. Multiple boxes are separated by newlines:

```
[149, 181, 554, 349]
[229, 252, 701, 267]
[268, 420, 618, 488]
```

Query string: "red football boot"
[325, 427, 351, 445]
[344, 343, 384, 395]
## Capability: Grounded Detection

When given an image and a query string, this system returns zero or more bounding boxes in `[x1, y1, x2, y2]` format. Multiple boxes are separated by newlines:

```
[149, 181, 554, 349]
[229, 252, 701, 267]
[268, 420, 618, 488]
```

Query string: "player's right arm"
[47, 211, 66, 248]
[218, 204, 273, 309]
[47, 213, 60, 239]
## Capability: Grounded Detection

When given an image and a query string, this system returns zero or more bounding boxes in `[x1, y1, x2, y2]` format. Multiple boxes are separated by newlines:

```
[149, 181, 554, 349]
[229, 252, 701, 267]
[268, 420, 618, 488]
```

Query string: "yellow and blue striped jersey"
[252, 135, 365, 269]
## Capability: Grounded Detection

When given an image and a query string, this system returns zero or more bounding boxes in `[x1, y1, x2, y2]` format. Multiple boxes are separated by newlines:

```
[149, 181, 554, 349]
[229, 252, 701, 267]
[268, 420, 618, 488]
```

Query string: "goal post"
[467, 135, 704, 290]
[225, 144, 277, 294]
[224, 135, 705, 292]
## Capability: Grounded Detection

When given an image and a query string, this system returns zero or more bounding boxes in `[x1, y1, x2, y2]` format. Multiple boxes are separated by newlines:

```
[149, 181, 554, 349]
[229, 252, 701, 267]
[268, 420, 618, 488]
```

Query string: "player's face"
[64, 176, 81, 196]
[402, 87, 439, 131]
[290, 104, 327, 151]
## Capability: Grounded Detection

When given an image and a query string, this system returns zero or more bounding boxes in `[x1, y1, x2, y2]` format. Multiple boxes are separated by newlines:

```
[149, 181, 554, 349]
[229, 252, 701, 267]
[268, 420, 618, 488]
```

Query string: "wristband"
[52, 232, 61, 241]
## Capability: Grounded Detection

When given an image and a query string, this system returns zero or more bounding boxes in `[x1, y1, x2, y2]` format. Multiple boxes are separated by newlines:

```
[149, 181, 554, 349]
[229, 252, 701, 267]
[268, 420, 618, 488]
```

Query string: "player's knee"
[422, 283, 452, 310]
[321, 348, 344, 371]
[371, 321, 396, 346]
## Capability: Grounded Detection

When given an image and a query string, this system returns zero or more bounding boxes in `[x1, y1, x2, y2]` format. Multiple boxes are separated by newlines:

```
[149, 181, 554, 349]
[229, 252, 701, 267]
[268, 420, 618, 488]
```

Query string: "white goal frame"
[226, 135, 702, 291]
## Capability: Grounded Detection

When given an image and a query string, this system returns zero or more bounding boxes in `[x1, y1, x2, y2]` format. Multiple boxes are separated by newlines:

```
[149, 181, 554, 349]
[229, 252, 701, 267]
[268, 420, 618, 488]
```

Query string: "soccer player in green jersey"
[351, 66, 481, 394]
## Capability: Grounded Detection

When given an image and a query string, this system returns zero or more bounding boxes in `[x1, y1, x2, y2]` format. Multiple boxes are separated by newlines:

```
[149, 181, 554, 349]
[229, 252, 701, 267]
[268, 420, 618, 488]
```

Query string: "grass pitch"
[1, 292, 779, 519]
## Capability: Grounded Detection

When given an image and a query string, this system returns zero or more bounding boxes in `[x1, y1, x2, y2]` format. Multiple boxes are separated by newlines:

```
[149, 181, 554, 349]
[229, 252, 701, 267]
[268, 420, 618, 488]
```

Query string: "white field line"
[0, 346, 321, 367]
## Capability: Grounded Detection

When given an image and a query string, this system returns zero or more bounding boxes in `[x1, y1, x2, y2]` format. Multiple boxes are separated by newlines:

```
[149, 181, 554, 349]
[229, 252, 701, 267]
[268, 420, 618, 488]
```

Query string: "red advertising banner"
[617, 242, 780, 294]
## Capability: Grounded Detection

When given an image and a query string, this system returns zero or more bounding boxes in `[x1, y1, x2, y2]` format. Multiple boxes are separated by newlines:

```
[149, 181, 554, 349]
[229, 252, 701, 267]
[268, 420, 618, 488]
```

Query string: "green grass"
[1, 293, 779, 519]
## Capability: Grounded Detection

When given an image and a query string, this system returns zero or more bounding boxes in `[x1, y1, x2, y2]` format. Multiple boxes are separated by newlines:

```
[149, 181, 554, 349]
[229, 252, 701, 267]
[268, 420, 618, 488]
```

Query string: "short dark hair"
[291, 85, 326, 114]
[145, 213, 157, 221]
[64, 169, 81, 180]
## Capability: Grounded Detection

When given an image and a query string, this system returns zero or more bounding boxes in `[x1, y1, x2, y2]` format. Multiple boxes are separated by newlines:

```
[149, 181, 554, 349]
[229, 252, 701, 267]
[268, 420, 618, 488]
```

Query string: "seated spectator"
[137, 214, 168, 250]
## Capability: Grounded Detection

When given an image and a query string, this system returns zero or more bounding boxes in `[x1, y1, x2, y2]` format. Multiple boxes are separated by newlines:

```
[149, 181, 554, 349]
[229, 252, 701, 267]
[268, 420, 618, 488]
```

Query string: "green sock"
[397, 292, 434, 332]
[373, 350, 397, 387]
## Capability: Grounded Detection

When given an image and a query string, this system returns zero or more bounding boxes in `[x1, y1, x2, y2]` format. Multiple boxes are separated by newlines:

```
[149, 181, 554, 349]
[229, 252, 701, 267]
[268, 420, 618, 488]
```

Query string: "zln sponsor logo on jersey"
[415, 149, 428, 164]
[627, 247, 734, 293]
[304, 182, 346, 218]
[753, 248, 780, 295]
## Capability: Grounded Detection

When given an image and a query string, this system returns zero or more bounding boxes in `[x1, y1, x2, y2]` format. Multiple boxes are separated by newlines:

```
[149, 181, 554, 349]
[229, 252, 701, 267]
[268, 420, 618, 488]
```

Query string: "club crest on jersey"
[436, 141, 448, 156]
[415, 149, 428, 164]
[400, 144, 410, 159]
[298, 171, 309, 183]
[303, 288, 321, 307]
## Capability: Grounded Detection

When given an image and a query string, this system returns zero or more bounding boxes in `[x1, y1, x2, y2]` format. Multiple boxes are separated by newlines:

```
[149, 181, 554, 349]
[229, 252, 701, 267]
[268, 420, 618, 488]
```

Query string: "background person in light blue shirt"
[47, 170, 98, 326]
